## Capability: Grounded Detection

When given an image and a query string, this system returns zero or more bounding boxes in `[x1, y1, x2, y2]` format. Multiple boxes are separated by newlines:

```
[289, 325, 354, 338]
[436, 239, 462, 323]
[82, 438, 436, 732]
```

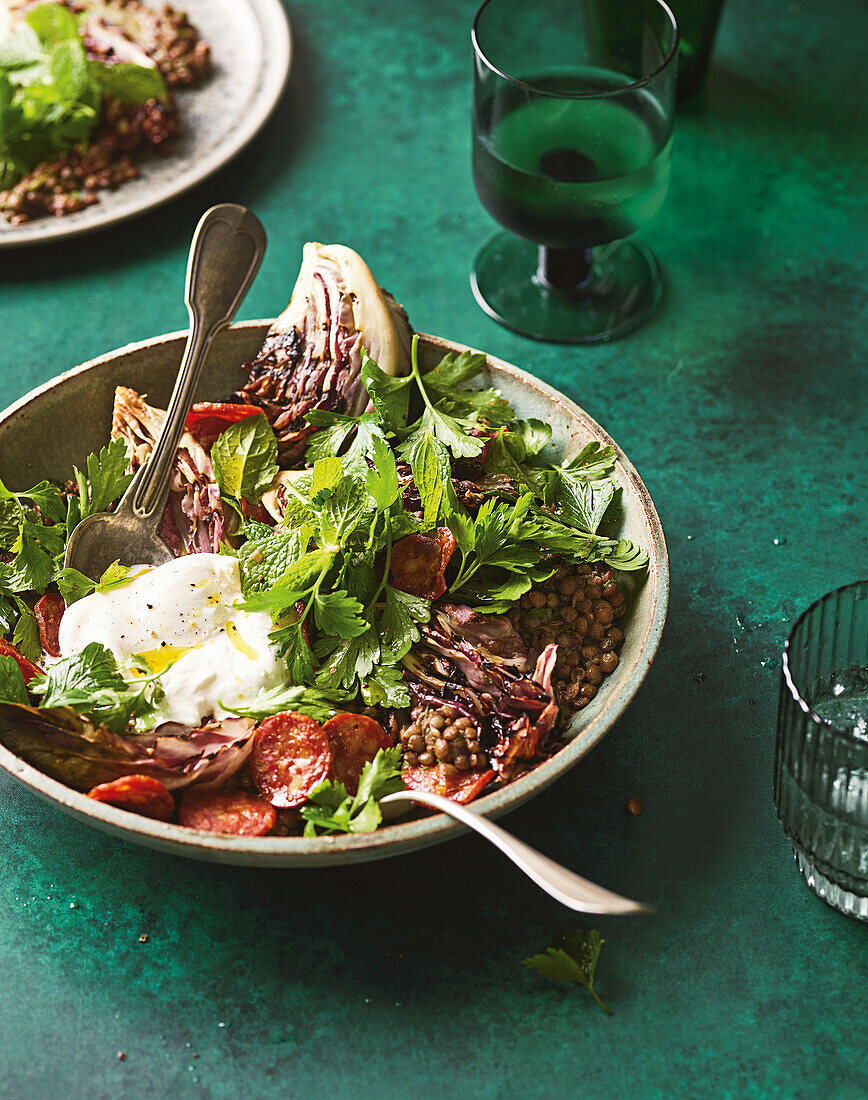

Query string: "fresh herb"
[11, 597, 41, 662]
[523, 929, 612, 1015]
[211, 414, 278, 505]
[57, 560, 133, 605]
[0, 4, 167, 189]
[221, 683, 351, 724]
[28, 641, 158, 734]
[0, 654, 29, 705]
[301, 746, 404, 835]
[69, 437, 135, 527]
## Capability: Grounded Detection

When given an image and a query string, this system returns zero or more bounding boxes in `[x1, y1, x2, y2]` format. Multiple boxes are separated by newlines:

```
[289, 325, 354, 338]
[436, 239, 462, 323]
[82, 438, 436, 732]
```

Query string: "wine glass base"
[471, 232, 663, 344]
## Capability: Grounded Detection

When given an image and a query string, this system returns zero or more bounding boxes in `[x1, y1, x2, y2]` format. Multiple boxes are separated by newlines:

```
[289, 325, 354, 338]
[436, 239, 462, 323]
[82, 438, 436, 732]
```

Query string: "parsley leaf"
[6, 519, 63, 593]
[222, 683, 351, 723]
[57, 560, 133, 605]
[602, 539, 649, 571]
[211, 414, 278, 504]
[28, 641, 157, 734]
[360, 664, 411, 708]
[301, 746, 404, 835]
[361, 349, 412, 429]
[313, 589, 368, 637]
[379, 585, 429, 662]
[11, 597, 40, 662]
[0, 654, 29, 705]
[523, 929, 612, 1015]
[73, 438, 134, 522]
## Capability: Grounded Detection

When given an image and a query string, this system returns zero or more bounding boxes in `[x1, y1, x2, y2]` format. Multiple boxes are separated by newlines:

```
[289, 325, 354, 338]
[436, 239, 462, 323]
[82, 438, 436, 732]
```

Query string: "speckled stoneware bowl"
[0, 325, 668, 865]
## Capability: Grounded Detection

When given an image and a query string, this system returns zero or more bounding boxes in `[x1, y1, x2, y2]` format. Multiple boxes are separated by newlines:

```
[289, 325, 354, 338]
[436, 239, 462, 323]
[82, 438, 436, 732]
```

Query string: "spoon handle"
[124, 204, 267, 520]
[381, 790, 649, 915]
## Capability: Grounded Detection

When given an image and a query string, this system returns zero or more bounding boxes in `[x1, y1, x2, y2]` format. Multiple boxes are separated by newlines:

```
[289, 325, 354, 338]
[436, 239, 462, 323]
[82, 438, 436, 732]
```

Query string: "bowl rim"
[0, 322, 669, 865]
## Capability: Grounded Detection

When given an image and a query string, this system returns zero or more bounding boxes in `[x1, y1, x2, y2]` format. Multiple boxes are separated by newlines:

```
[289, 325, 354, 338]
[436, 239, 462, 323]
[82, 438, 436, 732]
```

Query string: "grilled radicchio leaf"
[0, 703, 254, 792]
[112, 386, 224, 555]
[232, 243, 412, 466]
[401, 605, 559, 778]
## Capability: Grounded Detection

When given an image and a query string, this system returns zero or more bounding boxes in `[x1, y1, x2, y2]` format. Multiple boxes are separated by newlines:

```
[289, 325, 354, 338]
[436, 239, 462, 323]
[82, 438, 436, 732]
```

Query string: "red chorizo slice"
[390, 527, 456, 600]
[401, 764, 496, 805]
[250, 711, 332, 808]
[34, 593, 65, 658]
[323, 713, 391, 795]
[0, 639, 43, 683]
[178, 789, 277, 836]
[87, 775, 175, 821]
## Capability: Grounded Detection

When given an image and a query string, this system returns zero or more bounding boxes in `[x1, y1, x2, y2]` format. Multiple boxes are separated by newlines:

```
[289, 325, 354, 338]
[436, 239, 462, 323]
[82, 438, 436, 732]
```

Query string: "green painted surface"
[1, 1, 866, 1097]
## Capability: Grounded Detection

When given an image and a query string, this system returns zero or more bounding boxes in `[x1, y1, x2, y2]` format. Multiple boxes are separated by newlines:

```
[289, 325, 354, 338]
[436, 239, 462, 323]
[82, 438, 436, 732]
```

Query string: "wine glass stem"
[536, 246, 593, 293]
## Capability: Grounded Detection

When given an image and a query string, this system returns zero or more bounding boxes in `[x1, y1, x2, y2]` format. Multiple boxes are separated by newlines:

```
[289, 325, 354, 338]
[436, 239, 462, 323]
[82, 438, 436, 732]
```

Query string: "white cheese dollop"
[58, 553, 285, 728]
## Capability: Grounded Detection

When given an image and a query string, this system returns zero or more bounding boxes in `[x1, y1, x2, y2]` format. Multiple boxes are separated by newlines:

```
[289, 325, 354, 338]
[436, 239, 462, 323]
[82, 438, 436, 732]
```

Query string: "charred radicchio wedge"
[231, 243, 412, 466]
[401, 604, 560, 780]
[112, 385, 224, 555]
[0, 703, 254, 793]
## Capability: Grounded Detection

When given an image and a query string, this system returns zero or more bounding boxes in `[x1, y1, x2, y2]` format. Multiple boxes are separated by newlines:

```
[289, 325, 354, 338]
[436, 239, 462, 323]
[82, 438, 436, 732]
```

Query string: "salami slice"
[0, 639, 43, 683]
[34, 593, 65, 658]
[178, 789, 277, 836]
[250, 712, 332, 808]
[323, 713, 391, 795]
[401, 764, 496, 805]
[87, 775, 175, 821]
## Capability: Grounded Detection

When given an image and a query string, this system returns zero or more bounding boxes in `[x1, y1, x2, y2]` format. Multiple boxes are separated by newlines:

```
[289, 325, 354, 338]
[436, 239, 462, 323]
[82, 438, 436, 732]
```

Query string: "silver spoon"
[64, 204, 267, 580]
[381, 789, 649, 915]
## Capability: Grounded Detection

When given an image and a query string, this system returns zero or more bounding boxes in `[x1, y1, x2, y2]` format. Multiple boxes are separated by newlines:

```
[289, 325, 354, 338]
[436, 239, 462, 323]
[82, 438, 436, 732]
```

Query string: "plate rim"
[0, 0, 292, 249]
[0, 322, 669, 865]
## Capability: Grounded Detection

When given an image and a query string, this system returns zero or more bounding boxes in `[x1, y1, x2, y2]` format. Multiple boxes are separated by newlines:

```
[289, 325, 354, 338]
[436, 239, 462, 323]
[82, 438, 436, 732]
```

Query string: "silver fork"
[382, 789, 649, 915]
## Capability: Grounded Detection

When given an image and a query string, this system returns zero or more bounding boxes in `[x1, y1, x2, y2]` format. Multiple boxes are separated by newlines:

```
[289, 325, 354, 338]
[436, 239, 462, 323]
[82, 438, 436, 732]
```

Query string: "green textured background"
[1, 1, 866, 1097]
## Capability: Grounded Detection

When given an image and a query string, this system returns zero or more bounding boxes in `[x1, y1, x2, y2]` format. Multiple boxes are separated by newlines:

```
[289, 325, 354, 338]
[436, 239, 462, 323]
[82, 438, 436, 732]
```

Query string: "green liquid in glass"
[473, 69, 673, 249]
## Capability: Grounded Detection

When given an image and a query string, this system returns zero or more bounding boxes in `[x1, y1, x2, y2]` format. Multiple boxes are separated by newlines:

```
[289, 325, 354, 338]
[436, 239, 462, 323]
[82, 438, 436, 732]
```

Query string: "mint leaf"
[91, 61, 166, 104]
[211, 414, 278, 504]
[398, 428, 452, 527]
[507, 418, 552, 457]
[0, 654, 29, 705]
[523, 929, 611, 1015]
[26, 3, 79, 44]
[238, 526, 308, 595]
[57, 560, 133, 605]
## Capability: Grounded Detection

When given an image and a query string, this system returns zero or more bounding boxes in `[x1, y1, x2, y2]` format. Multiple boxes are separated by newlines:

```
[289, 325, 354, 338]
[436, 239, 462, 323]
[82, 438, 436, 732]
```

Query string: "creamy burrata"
[58, 554, 285, 727]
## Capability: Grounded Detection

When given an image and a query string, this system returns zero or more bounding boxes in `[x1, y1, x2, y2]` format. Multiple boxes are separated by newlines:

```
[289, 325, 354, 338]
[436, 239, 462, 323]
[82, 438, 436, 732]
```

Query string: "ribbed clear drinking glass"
[774, 580, 868, 920]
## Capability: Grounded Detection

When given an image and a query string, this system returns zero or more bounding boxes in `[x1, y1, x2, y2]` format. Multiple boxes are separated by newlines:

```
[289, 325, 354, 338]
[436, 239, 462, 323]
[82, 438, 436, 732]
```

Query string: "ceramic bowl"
[0, 325, 668, 865]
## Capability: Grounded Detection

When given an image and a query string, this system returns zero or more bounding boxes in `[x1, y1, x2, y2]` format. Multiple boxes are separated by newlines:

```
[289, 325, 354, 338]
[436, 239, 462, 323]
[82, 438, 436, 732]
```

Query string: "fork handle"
[381, 789, 650, 915]
[123, 204, 267, 521]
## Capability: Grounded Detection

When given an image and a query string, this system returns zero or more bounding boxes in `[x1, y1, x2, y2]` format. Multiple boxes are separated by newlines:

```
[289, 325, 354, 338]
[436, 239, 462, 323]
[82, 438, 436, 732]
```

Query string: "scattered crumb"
[117, 1052, 127, 1062]
[138, 933, 149, 943]
[626, 797, 643, 816]
[193, 1053, 199, 1059]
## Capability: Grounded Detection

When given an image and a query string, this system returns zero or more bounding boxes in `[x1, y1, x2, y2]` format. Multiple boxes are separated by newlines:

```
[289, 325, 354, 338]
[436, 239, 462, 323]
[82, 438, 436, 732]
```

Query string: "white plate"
[0, 0, 291, 248]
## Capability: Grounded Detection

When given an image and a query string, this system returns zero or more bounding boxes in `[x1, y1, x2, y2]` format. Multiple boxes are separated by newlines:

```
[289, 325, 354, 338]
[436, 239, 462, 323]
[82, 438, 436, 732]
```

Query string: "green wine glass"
[471, 0, 679, 343]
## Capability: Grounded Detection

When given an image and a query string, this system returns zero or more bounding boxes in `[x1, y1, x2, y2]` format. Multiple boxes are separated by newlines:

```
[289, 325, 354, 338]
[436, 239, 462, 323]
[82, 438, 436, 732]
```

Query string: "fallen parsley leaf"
[523, 929, 612, 1015]
[11, 597, 40, 663]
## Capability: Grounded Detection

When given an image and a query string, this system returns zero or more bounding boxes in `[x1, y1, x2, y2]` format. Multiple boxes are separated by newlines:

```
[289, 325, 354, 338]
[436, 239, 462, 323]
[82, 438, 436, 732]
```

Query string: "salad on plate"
[0, 243, 647, 838]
